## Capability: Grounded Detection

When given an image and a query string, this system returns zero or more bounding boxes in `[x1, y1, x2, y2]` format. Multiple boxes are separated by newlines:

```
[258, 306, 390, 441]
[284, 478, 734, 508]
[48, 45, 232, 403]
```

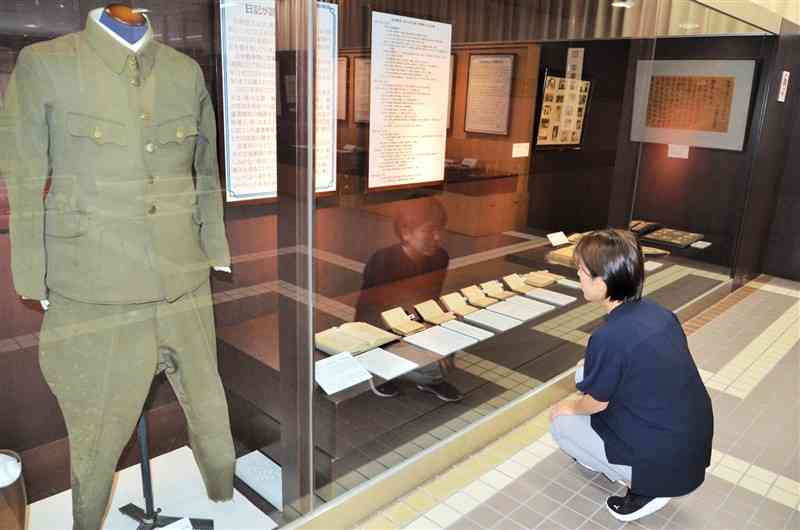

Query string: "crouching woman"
[549, 229, 713, 522]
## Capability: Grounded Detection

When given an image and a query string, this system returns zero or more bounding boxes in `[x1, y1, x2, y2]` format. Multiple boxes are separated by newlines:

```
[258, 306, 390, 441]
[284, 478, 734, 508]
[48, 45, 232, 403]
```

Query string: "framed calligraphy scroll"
[630, 60, 756, 151]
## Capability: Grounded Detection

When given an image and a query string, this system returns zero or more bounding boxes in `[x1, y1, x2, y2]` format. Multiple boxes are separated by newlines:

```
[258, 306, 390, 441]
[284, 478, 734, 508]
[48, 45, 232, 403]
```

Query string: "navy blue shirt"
[576, 299, 713, 497]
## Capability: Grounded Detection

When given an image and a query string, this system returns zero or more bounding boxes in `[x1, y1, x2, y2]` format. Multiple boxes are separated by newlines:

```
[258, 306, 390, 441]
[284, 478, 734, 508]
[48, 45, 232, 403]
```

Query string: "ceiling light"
[680, 23, 700, 30]
[611, 1, 635, 8]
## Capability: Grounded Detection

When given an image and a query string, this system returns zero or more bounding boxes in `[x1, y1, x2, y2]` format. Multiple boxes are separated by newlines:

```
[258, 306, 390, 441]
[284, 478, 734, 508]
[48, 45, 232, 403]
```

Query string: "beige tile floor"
[355, 275, 800, 530]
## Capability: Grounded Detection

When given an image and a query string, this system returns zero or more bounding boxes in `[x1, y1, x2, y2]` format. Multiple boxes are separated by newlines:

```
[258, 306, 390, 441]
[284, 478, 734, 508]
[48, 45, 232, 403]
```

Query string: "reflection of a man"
[355, 197, 462, 402]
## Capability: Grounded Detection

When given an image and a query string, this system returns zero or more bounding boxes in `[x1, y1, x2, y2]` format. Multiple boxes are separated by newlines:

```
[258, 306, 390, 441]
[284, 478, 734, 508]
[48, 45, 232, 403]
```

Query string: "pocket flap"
[45, 210, 88, 238]
[157, 115, 199, 145]
[67, 113, 128, 146]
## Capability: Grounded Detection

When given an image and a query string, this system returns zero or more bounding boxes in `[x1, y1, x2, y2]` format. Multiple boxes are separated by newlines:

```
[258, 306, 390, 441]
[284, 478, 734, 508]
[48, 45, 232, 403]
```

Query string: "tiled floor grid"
[355, 275, 800, 530]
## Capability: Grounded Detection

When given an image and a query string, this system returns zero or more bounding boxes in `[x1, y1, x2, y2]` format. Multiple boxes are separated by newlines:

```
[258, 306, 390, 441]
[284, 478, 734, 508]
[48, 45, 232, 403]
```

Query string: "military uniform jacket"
[2, 15, 231, 304]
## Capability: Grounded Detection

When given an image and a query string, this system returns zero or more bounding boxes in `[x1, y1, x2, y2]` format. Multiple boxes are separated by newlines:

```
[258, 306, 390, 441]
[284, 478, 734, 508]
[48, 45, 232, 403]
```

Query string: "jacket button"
[148, 175, 155, 184]
[145, 143, 155, 153]
[176, 128, 185, 139]
[140, 113, 150, 120]
[148, 205, 157, 215]
[92, 128, 103, 139]
[129, 78, 139, 86]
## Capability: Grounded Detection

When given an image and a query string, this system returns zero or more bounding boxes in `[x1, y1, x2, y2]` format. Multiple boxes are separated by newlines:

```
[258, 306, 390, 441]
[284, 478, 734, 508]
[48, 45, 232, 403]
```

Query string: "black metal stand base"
[119, 503, 213, 530]
[120, 377, 215, 530]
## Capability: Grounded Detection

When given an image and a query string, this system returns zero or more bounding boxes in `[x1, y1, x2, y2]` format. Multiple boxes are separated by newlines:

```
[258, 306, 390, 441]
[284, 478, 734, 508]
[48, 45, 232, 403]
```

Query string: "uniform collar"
[83, 12, 157, 81]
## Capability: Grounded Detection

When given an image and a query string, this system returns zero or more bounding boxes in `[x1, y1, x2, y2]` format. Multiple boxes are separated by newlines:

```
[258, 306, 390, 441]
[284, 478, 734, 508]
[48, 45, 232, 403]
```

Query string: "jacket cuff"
[14, 280, 47, 301]
[202, 222, 231, 268]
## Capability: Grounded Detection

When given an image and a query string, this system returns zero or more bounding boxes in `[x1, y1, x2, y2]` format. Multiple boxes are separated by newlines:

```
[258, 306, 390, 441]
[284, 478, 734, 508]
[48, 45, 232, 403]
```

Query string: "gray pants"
[550, 367, 632, 485]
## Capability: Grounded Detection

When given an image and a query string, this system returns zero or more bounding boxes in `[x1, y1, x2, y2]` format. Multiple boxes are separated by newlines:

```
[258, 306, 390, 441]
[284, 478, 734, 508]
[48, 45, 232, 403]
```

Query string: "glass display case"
[0, 1, 790, 528]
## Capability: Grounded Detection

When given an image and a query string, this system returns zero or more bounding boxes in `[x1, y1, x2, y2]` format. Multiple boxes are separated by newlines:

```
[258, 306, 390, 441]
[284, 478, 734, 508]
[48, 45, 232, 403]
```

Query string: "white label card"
[779, 71, 790, 102]
[356, 348, 419, 381]
[668, 144, 690, 159]
[691, 241, 712, 249]
[512, 143, 530, 158]
[315, 352, 372, 395]
[547, 231, 570, 247]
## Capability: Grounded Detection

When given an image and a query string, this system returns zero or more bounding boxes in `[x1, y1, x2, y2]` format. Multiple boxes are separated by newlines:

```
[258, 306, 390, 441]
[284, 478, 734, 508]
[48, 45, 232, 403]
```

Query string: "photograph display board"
[337, 57, 347, 121]
[367, 12, 452, 190]
[630, 60, 756, 151]
[353, 57, 371, 123]
[464, 54, 514, 135]
[536, 74, 591, 148]
[220, 0, 278, 202]
[315, 2, 338, 193]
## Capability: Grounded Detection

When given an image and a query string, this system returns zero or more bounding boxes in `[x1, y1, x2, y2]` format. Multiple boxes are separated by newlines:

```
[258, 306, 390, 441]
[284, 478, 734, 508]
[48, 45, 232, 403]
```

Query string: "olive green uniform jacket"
[2, 16, 230, 304]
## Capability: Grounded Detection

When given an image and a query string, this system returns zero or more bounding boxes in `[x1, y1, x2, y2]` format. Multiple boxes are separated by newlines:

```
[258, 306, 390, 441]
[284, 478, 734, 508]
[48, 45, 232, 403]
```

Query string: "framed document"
[353, 57, 371, 123]
[367, 12, 452, 191]
[464, 54, 514, 135]
[630, 60, 756, 151]
[447, 54, 456, 130]
[219, 0, 278, 203]
[535, 70, 592, 149]
[315, 2, 338, 194]
[337, 57, 348, 121]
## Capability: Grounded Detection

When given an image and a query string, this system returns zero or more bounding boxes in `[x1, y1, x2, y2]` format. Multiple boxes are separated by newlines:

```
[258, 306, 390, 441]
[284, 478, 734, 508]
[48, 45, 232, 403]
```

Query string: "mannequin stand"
[119, 382, 214, 529]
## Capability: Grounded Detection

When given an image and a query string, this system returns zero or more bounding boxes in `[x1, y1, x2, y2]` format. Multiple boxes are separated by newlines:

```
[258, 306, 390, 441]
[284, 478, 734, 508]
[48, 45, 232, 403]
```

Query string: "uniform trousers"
[39, 280, 234, 530]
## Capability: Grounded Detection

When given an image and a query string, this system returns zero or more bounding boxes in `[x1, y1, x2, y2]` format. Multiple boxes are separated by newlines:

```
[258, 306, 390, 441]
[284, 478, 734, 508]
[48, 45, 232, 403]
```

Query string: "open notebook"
[461, 285, 496, 307]
[503, 274, 533, 294]
[440, 292, 478, 317]
[414, 300, 456, 325]
[480, 280, 515, 300]
[315, 322, 399, 356]
[381, 307, 426, 336]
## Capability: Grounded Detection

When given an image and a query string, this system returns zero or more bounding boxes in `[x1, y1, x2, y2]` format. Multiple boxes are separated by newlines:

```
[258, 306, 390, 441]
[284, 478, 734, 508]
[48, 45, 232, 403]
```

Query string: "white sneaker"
[607, 489, 670, 522]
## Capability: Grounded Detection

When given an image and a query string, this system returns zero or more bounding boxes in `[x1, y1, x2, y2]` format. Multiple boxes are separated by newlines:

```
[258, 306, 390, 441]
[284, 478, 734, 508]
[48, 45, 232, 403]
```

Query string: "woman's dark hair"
[574, 229, 644, 303]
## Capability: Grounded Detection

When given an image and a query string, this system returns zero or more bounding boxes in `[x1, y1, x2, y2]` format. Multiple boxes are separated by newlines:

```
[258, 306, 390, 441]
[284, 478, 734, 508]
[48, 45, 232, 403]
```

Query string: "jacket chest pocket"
[67, 113, 128, 147]
[157, 115, 199, 151]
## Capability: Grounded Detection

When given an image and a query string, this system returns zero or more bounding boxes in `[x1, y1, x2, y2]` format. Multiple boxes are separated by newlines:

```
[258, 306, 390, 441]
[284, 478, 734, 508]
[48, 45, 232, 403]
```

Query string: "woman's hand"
[549, 400, 575, 421]
[550, 394, 609, 421]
